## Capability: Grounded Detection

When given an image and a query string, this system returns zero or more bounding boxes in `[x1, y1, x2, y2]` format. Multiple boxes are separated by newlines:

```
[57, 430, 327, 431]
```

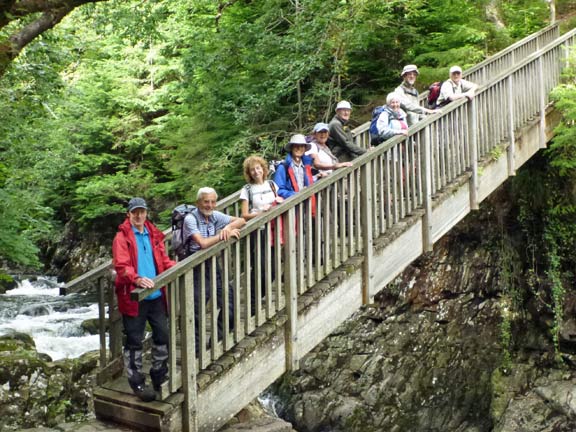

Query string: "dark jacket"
[112, 219, 175, 316]
[327, 115, 366, 160]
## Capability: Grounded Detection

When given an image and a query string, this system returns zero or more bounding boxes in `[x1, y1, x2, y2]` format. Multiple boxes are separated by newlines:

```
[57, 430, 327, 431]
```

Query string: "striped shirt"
[183, 208, 232, 254]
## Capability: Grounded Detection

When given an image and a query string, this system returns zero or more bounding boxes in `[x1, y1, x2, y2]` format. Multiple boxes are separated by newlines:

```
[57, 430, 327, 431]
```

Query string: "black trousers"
[122, 297, 168, 350]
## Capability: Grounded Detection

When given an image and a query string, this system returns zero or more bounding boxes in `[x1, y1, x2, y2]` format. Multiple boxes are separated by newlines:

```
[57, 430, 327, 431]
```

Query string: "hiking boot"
[150, 366, 168, 392]
[129, 377, 156, 402]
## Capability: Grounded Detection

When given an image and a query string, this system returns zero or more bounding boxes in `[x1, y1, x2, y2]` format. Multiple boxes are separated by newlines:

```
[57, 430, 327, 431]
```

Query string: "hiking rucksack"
[427, 81, 443, 108]
[268, 160, 286, 179]
[170, 204, 198, 259]
[243, 180, 278, 210]
[369, 105, 387, 145]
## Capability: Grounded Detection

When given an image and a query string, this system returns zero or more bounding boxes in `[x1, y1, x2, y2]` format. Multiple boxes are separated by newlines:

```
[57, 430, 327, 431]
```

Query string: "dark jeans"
[122, 297, 168, 350]
[193, 260, 234, 349]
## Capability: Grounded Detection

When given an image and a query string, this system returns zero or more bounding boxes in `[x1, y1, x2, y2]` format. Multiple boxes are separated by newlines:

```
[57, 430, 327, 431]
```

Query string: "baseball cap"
[335, 100, 352, 111]
[449, 65, 463, 74]
[127, 197, 148, 212]
[313, 122, 330, 133]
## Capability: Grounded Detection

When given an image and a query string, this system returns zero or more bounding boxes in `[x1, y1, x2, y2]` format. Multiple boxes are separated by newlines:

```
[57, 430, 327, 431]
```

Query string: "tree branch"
[0, 0, 108, 79]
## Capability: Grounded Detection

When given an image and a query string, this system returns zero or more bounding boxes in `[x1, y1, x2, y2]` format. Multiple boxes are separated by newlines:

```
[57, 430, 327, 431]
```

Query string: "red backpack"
[427, 81, 443, 108]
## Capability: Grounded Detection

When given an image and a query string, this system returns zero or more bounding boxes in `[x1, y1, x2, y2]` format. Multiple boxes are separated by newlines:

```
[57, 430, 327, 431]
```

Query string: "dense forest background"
[1, 0, 575, 283]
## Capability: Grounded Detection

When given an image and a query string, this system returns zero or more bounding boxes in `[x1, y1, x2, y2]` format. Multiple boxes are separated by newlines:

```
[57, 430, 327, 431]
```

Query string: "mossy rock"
[81, 318, 108, 335]
[0, 331, 36, 350]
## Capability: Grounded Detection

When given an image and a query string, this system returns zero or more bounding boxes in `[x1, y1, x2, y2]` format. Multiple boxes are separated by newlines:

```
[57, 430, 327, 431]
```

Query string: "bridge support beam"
[361, 161, 374, 303]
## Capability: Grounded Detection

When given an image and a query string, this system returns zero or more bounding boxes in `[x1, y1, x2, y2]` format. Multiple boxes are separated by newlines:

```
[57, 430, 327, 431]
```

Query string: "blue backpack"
[369, 106, 387, 145]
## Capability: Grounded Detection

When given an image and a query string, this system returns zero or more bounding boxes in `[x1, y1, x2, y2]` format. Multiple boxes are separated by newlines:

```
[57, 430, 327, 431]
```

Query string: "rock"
[81, 318, 108, 335]
[494, 377, 576, 432]
[0, 331, 36, 350]
[20, 304, 53, 317]
[0, 342, 99, 431]
[220, 400, 296, 432]
[270, 193, 575, 432]
[0, 274, 16, 294]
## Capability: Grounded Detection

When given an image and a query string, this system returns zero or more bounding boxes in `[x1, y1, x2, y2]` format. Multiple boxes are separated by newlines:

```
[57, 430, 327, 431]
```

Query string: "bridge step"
[94, 377, 184, 431]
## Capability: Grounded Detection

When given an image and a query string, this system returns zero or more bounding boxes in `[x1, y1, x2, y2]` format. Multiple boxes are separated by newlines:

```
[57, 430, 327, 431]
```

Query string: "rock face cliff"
[272, 188, 576, 432]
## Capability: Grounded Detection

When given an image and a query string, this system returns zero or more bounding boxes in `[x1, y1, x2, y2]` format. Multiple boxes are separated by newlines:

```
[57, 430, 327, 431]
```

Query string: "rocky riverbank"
[269, 190, 576, 431]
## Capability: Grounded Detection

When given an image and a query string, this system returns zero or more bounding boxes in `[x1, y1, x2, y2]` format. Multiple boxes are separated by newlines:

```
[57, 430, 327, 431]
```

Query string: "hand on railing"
[334, 161, 353, 169]
[219, 226, 241, 241]
[135, 276, 155, 289]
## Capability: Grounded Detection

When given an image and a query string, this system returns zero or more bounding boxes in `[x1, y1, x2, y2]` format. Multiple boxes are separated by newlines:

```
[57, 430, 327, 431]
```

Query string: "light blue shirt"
[132, 225, 160, 300]
[183, 208, 232, 254]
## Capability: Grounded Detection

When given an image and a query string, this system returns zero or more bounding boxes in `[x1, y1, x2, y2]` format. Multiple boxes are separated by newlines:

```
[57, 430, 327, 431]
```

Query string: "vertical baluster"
[222, 248, 233, 350]
[306, 195, 315, 289]
[180, 271, 198, 432]
[297, 204, 305, 294]
[243, 234, 252, 334]
[210, 256, 219, 360]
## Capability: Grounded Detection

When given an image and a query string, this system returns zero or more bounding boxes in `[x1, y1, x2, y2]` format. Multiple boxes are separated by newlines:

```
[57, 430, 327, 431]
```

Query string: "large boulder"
[0, 334, 99, 431]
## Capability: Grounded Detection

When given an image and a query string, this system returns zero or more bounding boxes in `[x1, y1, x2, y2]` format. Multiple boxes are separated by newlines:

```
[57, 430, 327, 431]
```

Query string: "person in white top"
[306, 122, 352, 180]
[240, 155, 284, 219]
[239, 155, 284, 315]
[436, 65, 478, 107]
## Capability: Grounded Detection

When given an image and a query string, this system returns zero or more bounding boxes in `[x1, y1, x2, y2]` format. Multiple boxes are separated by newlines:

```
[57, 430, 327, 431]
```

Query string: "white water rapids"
[0, 277, 101, 360]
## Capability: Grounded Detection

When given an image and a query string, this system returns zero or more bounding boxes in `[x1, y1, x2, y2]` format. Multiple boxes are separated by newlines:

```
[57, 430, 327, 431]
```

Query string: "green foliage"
[0, 0, 556, 271]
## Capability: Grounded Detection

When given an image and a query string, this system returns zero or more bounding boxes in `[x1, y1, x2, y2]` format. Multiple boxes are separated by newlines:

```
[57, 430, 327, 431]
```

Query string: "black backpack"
[170, 204, 199, 259]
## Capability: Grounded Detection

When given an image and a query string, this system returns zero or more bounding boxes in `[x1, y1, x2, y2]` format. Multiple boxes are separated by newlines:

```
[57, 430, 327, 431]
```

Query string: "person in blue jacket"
[274, 134, 316, 199]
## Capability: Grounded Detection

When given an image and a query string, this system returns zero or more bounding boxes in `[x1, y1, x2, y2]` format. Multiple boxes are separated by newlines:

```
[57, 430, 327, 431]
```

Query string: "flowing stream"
[0, 277, 101, 360]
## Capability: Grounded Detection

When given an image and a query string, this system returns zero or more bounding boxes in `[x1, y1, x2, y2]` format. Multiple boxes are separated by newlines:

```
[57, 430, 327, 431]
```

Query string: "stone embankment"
[271, 189, 576, 431]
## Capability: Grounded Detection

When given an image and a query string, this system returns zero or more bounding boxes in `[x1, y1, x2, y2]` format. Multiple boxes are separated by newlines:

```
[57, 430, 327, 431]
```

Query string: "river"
[0, 276, 101, 360]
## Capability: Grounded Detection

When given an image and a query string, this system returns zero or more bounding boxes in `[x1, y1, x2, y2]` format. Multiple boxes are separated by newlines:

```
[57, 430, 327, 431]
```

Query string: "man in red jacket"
[112, 197, 176, 402]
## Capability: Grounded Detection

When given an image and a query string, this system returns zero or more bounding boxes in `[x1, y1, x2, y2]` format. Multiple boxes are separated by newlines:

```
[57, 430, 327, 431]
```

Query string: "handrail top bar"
[63, 194, 237, 294]
[414, 23, 559, 102]
[62, 259, 113, 294]
[463, 23, 559, 77]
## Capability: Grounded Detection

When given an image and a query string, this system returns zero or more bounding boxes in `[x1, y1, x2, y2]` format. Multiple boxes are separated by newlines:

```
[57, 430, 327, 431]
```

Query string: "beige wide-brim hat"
[285, 134, 312, 152]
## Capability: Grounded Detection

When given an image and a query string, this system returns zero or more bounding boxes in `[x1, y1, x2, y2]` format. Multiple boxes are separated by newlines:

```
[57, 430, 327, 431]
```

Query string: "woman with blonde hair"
[240, 155, 283, 219]
[239, 155, 284, 316]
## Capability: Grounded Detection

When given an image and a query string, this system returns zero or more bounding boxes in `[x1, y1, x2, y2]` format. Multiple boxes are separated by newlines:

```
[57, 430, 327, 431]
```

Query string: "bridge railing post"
[538, 56, 547, 148]
[283, 206, 299, 371]
[97, 276, 108, 369]
[360, 160, 374, 303]
[467, 98, 479, 210]
[421, 127, 433, 252]
[180, 272, 198, 432]
[507, 75, 516, 176]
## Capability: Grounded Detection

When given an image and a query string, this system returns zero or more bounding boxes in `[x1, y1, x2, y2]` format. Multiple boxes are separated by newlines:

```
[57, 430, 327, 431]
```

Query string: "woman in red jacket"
[112, 197, 175, 402]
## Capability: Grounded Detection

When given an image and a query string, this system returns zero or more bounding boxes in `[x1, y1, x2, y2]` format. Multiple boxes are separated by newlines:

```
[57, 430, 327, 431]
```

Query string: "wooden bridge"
[63, 23, 575, 432]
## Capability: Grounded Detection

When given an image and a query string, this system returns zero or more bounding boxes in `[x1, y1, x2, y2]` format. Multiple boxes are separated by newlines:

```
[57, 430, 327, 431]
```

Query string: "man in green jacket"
[327, 100, 367, 162]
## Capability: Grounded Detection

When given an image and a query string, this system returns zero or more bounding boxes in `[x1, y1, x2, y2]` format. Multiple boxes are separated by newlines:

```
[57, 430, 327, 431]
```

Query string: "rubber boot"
[150, 365, 168, 391]
[124, 348, 156, 402]
[128, 372, 156, 402]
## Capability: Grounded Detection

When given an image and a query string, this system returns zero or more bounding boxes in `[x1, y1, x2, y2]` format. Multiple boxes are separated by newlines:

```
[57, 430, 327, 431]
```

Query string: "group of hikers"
[111, 64, 478, 402]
